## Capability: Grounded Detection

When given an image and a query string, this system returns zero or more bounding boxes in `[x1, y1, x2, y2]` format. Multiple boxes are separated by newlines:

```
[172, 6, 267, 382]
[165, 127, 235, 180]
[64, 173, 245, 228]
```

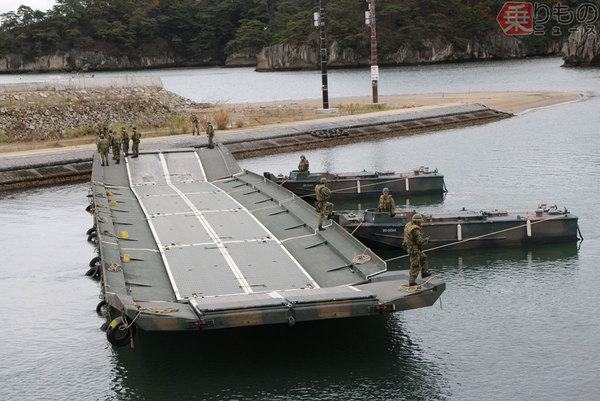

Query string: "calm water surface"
[1, 58, 599, 400]
[1, 56, 598, 102]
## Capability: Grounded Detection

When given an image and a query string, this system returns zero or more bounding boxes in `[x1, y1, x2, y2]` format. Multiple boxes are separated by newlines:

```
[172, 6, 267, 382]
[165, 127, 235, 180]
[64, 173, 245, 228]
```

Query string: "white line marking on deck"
[203, 167, 320, 289]
[160, 153, 252, 294]
[125, 156, 183, 300]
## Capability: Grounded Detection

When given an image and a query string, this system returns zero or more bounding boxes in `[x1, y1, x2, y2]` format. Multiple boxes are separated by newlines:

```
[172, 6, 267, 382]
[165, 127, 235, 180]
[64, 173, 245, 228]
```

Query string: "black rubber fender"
[87, 233, 97, 243]
[85, 204, 93, 213]
[96, 300, 107, 314]
[85, 264, 101, 278]
[86, 226, 96, 236]
[106, 316, 136, 347]
[89, 256, 100, 268]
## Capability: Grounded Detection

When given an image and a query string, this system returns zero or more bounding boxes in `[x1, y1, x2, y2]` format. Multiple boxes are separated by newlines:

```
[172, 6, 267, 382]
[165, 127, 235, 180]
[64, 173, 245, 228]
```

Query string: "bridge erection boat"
[87, 145, 445, 347]
[263, 167, 446, 200]
[336, 207, 580, 250]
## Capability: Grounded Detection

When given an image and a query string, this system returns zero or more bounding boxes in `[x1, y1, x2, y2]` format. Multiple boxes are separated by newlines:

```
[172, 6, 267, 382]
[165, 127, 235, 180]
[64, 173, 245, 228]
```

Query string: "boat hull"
[266, 170, 446, 200]
[339, 210, 580, 250]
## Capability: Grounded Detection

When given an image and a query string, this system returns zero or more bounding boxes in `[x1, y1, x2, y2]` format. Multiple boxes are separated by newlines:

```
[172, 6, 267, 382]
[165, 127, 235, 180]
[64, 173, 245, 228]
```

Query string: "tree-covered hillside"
[0, 0, 596, 64]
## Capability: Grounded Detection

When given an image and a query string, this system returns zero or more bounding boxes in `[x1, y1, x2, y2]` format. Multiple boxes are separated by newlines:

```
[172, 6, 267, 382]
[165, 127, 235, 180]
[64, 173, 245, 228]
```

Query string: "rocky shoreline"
[256, 34, 565, 71]
[562, 26, 600, 67]
[0, 33, 570, 74]
[0, 85, 202, 142]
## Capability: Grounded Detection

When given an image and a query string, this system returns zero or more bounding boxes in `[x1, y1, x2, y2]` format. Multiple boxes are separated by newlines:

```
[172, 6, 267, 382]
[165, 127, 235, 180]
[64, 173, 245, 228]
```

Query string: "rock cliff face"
[255, 44, 318, 71]
[256, 34, 563, 70]
[562, 26, 600, 67]
[225, 50, 259, 67]
[0, 51, 214, 73]
[0, 33, 571, 73]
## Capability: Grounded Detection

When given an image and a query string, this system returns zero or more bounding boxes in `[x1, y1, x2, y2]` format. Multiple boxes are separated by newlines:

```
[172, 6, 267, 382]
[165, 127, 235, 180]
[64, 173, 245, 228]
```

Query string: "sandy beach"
[231, 91, 581, 115]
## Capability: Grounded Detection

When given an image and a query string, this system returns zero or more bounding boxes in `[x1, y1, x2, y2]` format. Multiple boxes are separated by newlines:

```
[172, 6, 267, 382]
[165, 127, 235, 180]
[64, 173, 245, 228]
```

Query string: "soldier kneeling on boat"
[404, 213, 432, 286]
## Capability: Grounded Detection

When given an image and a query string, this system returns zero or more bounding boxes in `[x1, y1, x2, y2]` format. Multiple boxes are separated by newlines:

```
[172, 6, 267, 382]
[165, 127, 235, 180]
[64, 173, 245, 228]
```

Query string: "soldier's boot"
[318, 225, 325, 231]
[116, 159, 120, 164]
[101, 163, 105, 166]
[409, 282, 418, 287]
[422, 272, 432, 278]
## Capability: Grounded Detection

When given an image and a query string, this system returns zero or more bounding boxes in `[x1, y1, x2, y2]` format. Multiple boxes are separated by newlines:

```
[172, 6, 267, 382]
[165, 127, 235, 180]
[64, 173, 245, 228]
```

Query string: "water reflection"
[379, 242, 579, 273]
[109, 316, 449, 400]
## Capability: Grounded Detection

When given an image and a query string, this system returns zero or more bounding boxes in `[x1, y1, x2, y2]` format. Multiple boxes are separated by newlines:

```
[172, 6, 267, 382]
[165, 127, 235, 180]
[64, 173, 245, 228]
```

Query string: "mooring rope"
[296, 176, 418, 199]
[350, 220, 364, 235]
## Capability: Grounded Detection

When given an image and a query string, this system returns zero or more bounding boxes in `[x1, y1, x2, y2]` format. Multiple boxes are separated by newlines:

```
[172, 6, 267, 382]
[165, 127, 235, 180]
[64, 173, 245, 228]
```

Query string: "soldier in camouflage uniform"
[298, 155, 309, 172]
[191, 115, 200, 135]
[131, 126, 140, 158]
[120, 126, 130, 156]
[97, 133, 110, 166]
[315, 177, 334, 231]
[378, 187, 395, 216]
[206, 121, 215, 148]
[107, 129, 115, 159]
[403, 213, 431, 286]
[108, 129, 121, 164]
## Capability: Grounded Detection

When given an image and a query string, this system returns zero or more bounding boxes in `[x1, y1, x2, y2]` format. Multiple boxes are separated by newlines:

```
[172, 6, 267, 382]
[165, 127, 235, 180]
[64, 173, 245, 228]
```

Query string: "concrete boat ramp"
[90, 145, 444, 346]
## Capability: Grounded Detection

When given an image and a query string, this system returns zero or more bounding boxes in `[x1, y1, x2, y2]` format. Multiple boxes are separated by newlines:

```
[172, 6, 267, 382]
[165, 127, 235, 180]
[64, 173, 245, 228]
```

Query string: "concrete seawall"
[0, 103, 509, 190]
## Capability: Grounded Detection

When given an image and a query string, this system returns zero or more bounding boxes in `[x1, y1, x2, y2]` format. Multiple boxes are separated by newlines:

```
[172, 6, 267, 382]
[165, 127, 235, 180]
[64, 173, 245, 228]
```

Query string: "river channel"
[1, 57, 599, 400]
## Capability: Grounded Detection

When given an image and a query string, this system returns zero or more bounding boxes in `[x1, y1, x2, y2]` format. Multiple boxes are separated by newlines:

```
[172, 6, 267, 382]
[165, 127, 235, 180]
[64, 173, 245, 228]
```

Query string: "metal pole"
[319, 0, 329, 109]
[370, 0, 378, 104]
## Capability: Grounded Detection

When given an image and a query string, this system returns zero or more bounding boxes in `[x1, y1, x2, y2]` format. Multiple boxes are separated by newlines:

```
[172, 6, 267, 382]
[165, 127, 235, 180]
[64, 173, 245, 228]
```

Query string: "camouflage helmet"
[320, 177, 327, 183]
[108, 129, 113, 133]
[382, 187, 389, 194]
[121, 126, 125, 129]
[412, 213, 423, 222]
[132, 126, 137, 129]
[99, 134, 105, 138]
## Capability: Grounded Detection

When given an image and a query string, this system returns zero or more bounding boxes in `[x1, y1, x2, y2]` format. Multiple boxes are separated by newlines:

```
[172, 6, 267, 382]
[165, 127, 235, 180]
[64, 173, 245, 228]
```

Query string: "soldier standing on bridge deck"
[97, 133, 110, 166]
[378, 187, 396, 216]
[120, 126, 130, 156]
[298, 155, 309, 172]
[107, 130, 115, 159]
[315, 177, 334, 231]
[404, 213, 431, 286]
[131, 126, 140, 158]
[191, 115, 200, 135]
[108, 129, 121, 164]
[206, 121, 215, 148]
